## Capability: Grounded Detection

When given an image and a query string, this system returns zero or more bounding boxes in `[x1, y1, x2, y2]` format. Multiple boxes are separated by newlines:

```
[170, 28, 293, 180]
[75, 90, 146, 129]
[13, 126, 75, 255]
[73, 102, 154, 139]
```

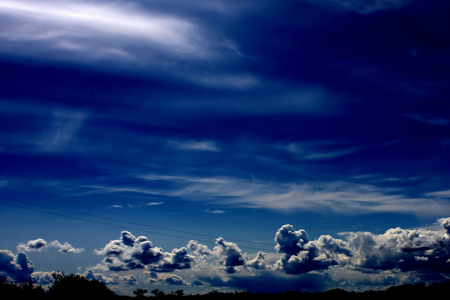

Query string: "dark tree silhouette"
[47, 272, 117, 298]
[134, 288, 148, 297]
[0, 275, 45, 299]
[151, 288, 166, 297]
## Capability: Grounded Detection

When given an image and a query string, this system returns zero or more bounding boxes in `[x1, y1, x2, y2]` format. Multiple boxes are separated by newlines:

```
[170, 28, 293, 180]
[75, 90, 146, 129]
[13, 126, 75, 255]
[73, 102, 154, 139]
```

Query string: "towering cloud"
[344, 217, 450, 273]
[274, 225, 351, 274]
[213, 237, 245, 274]
[0, 250, 35, 282]
[94, 231, 193, 272]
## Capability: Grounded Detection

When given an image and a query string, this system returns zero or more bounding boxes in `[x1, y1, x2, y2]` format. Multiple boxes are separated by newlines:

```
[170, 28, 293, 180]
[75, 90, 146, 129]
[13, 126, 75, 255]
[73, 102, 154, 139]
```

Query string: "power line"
[1, 197, 447, 270]
[0, 196, 275, 252]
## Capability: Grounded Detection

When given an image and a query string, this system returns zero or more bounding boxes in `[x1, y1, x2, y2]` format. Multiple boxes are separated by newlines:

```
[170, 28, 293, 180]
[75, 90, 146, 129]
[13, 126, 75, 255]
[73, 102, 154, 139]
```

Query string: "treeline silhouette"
[1, 272, 450, 299]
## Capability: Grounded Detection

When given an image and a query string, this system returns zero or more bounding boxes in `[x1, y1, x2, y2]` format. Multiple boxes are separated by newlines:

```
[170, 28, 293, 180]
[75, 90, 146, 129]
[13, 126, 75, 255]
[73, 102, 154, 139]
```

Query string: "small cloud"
[204, 209, 227, 214]
[285, 140, 364, 160]
[404, 113, 450, 126]
[17, 238, 48, 252]
[146, 202, 164, 206]
[17, 239, 84, 254]
[311, 0, 413, 14]
[112, 205, 123, 208]
[167, 140, 220, 152]
[49, 240, 85, 253]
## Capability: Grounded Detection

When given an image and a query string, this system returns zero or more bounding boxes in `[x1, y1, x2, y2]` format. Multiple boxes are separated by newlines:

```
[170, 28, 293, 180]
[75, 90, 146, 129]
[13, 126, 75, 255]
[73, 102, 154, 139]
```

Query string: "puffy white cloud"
[213, 238, 245, 274]
[274, 225, 351, 274]
[145, 272, 189, 286]
[245, 251, 267, 270]
[94, 231, 193, 272]
[343, 218, 450, 273]
[0, 250, 35, 282]
[49, 240, 85, 253]
[17, 238, 47, 252]
[31, 271, 54, 285]
[16, 238, 84, 253]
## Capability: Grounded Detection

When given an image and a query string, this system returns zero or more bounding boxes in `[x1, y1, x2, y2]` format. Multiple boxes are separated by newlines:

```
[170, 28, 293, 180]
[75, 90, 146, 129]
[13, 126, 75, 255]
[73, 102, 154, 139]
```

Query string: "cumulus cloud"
[17, 238, 47, 252]
[49, 240, 85, 253]
[274, 225, 351, 274]
[245, 251, 268, 270]
[16, 238, 84, 253]
[0, 250, 35, 282]
[31, 271, 54, 286]
[94, 231, 193, 272]
[213, 238, 246, 274]
[145, 271, 189, 286]
[343, 218, 450, 273]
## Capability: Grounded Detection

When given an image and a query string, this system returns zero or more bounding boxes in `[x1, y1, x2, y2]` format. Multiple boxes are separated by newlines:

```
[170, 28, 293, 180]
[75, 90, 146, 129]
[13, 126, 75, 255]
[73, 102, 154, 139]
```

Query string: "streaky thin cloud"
[285, 140, 364, 160]
[0, 0, 209, 62]
[33, 110, 88, 153]
[204, 209, 227, 214]
[404, 113, 450, 126]
[146, 202, 164, 206]
[306, 0, 413, 13]
[167, 140, 221, 152]
[137, 174, 450, 216]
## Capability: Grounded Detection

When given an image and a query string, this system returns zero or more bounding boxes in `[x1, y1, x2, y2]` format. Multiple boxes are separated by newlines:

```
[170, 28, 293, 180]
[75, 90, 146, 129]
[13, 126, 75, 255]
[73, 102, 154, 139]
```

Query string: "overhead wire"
[1, 196, 448, 270]
[0, 195, 275, 252]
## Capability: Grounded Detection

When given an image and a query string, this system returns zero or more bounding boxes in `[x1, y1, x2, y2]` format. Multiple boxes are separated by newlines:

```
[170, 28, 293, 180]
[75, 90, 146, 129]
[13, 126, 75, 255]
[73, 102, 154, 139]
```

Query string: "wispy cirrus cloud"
[404, 113, 450, 126]
[0, 0, 210, 64]
[134, 174, 450, 216]
[285, 140, 364, 160]
[305, 0, 413, 14]
[167, 140, 221, 152]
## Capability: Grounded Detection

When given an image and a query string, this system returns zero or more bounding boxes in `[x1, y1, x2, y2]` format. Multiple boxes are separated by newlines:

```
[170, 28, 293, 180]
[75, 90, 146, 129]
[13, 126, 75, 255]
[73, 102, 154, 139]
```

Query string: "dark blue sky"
[1, 0, 450, 295]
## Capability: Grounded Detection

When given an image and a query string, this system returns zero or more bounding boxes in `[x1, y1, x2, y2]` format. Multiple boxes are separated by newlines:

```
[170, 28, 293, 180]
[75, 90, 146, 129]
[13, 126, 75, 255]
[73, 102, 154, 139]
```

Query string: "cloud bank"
[17, 238, 84, 253]
[86, 217, 450, 292]
[3, 217, 450, 293]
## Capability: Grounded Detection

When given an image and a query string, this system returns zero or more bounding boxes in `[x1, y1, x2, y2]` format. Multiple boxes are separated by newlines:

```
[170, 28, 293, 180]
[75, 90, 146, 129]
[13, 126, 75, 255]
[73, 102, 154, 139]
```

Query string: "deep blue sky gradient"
[1, 0, 450, 295]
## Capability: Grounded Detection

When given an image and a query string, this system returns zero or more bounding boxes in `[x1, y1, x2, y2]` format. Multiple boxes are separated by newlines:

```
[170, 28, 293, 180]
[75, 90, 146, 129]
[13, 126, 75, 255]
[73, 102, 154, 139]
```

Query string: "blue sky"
[1, 0, 450, 296]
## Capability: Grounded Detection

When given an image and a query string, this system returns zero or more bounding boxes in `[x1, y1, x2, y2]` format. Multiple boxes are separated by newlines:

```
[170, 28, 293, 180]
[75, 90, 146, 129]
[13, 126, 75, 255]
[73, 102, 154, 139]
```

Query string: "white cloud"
[204, 209, 227, 214]
[133, 174, 450, 216]
[146, 202, 164, 206]
[33, 110, 88, 153]
[0, 0, 210, 63]
[285, 140, 364, 160]
[17, 239, 84, 253]
[167, 140, 221, 152]
[0, 250, 35, 282]
[17, 238, 48, 252]
[404, 113, 450, 126]
[49, 240, 85, 253]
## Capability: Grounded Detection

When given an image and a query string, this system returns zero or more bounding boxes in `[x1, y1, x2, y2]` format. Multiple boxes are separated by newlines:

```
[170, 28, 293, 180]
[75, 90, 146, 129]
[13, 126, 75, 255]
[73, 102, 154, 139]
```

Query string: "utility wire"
[0, 197, 447, 269]
[0, 196, 275, 252]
